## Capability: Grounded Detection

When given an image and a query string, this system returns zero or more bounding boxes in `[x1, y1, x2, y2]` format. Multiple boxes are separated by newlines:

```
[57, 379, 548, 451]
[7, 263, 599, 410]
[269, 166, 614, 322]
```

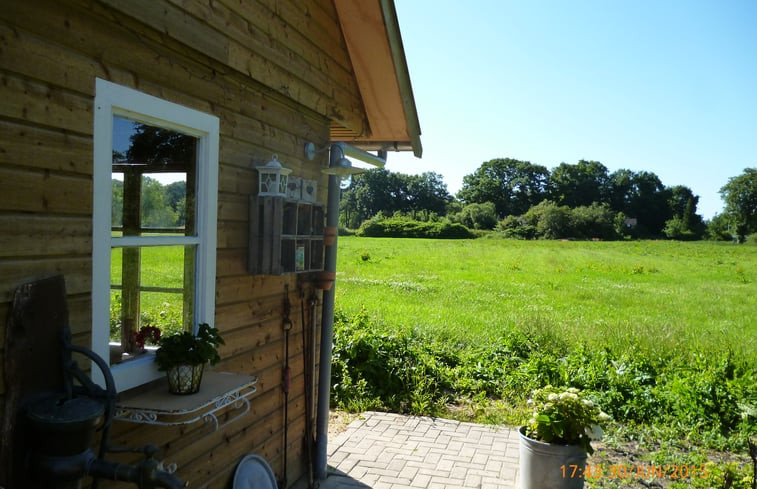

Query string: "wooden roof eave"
[379, 0, 422, 158]
[332, 0, 422, 158]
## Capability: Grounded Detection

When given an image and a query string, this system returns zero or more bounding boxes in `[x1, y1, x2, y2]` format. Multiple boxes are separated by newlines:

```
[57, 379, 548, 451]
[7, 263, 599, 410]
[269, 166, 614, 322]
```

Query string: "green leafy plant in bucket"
[524, 385, 611, 454]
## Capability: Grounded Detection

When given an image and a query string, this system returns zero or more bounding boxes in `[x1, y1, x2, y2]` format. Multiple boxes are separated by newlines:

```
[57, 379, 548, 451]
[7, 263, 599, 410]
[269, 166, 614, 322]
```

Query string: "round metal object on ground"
[233, 454, 277, 489]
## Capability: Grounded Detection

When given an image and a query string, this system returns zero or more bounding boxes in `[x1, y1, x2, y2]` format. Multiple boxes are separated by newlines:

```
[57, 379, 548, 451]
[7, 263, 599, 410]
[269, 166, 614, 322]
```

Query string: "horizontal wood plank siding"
[0, 215, 91, 257]
[1, 0, 340, 486]
[98, 0, 365, 135]
[0, 119, 92, 176]
[0, 166, 92, 214]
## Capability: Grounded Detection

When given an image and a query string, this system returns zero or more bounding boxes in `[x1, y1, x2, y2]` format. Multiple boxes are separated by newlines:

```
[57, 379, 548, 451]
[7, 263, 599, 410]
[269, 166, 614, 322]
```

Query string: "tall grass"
[335, 238, 756, 363]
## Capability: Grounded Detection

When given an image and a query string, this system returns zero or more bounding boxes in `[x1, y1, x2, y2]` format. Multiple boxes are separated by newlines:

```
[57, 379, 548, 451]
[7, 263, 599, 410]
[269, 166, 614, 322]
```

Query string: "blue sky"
[385, 0, 757, 219]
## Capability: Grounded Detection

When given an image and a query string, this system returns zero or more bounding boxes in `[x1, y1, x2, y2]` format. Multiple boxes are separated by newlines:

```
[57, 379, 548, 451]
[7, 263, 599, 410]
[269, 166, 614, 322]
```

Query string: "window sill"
[114, 371, 257, 431]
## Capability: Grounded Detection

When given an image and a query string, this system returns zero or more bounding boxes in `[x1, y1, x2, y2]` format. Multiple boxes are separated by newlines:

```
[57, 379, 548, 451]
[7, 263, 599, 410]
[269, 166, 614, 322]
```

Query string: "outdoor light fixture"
[321, 156, 366, 177]
[256, 154, 291, 197]
[322, 144, 367, 189]
[304, 141, 387, 188]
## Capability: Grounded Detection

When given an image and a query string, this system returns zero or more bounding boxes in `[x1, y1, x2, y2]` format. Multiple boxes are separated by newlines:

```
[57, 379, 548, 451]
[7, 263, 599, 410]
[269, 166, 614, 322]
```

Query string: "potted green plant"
[154, 323, 225, 394]
[519, 385, 611, 489]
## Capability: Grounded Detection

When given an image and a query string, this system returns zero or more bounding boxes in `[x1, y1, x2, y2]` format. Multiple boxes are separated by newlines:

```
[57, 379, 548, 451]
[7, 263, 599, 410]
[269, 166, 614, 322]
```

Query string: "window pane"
[110, 116, 199, 365]
[112, 117, 197, 236]
[110, 244, 196, 365]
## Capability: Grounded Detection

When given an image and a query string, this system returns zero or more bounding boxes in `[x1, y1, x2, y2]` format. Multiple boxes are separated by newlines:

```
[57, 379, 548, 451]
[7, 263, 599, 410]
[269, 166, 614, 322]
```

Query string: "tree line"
[111, 178, 187, 229]
[339, 159, 756, 242]
[112, 124, 754, 240]
[109, 153, 754, 241]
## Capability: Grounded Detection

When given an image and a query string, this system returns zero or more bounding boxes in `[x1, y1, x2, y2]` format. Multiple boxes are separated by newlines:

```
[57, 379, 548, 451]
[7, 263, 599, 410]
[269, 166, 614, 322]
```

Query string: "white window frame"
[92, 78, 219, 392]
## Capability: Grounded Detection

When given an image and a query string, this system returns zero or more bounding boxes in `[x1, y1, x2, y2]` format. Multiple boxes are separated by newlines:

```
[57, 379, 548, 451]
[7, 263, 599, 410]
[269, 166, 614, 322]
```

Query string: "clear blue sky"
[385, 0, 757, 219]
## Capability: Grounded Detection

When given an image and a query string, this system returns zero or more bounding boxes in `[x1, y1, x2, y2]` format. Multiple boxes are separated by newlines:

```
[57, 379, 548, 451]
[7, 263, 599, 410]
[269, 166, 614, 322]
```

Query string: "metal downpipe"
[314, 146, 342, 481]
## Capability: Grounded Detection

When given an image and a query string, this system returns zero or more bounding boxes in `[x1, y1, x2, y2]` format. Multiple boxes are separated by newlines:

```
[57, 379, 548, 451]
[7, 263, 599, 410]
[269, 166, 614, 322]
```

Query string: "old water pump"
[1, 275, 186, 489]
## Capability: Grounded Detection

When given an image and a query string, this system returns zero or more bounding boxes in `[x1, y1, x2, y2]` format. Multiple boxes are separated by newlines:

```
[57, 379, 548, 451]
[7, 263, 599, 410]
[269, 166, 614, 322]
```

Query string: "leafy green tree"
[548, 160, 610, 208]
[664, 185, 705, 240]
[165, 181, 187, 226]
[406, 172, 453, 219]
[629, 171, 672, 236]
[608, 170, 671, 236]
[458, 158, 549, 217]
[141, 177, 178, 228]
[607, 169, 636, 213]
[500, 202, 624, 240]
[705, 213, 734, 241]
[450, 202, 498, 230]
[668, 185, 696, 218]
[112, 180, 124, 227]
[339, 188, 361, 229]
[115, 123, 194, 230]
[340, 168, 396, 227]
[126, 125, 196, 165]
[340, 169, 452, 228]
[719, 168, 757, 240]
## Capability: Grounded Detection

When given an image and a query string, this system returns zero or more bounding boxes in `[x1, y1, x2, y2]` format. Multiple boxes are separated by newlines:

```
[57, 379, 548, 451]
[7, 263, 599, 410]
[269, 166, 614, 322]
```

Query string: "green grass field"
[334, 237, 756, 363]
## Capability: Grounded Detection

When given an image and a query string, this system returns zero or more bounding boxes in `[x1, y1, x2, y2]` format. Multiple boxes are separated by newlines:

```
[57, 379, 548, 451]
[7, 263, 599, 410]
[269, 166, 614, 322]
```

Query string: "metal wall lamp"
[304, 141, 386, 185]
[304, 141, 386, 169]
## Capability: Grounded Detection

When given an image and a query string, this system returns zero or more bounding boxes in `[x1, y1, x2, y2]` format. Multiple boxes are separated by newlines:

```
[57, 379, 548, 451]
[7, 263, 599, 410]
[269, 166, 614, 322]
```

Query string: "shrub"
[330, 309, 455, 415]
[664, 216, 698, 240]
[533, 201, 572, 239]
[497, 202, 624, 240]
[497, 215, 537, 239]
[356, 215, 474, 239]
[450, 202, 498, 230]
[330, 308, 756, 451]
[570, 203, 624, 240]
[705, 213, 734, 241]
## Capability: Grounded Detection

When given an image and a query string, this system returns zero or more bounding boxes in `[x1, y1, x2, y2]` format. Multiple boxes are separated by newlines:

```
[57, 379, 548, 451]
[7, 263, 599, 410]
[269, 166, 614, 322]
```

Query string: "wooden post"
[183, 162, 197, 332]
[121, 167, 141, 354]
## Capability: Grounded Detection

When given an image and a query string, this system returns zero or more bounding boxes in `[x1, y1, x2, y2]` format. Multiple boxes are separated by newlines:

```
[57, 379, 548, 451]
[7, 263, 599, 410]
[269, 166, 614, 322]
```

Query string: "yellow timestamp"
[561, 463, 711, 480]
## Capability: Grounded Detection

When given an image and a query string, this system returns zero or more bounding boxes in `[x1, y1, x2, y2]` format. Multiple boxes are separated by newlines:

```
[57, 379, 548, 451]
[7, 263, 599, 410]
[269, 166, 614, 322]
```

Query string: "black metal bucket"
[24, 394, 105, 488]
[26, 395, 105, 457]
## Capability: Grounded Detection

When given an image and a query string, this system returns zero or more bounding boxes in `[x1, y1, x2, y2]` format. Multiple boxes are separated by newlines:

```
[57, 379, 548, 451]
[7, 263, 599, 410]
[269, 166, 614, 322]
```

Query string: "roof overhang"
[332, 0, 422, 157]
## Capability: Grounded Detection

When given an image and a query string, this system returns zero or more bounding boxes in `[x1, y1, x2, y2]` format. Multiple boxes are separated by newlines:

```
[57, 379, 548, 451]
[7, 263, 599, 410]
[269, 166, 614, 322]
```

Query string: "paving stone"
[409, 473, 430, 487]
[320, 412, 519, 489]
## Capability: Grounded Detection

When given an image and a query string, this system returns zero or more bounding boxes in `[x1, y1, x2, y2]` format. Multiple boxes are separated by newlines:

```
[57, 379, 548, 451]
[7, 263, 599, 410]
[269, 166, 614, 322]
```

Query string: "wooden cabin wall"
[0, 0, 353, 486]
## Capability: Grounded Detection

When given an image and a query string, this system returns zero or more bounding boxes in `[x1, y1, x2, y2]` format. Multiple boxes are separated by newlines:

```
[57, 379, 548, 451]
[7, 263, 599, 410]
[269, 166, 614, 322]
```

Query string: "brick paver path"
[321, 411, 520, 489]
